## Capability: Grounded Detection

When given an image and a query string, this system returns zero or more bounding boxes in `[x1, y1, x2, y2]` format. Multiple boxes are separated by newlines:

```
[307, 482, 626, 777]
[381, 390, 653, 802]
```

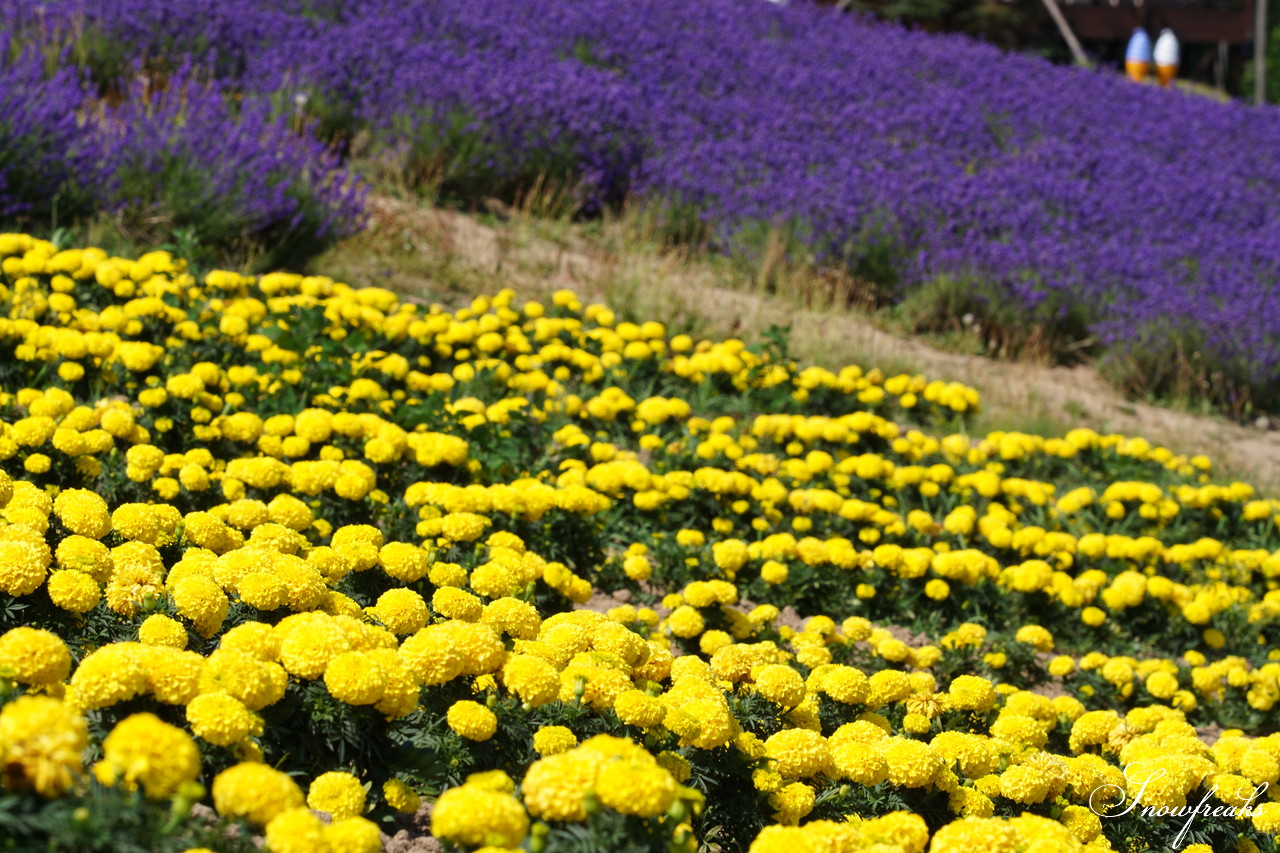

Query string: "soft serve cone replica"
[1154, 28, 1179, 87]
[1125, 28, 1151, 83]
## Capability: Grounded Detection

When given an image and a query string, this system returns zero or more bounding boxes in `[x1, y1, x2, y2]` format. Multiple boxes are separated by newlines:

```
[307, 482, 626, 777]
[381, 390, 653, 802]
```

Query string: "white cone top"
[1154, 28, 1180, 66]
[1125, 28, 1152, 62]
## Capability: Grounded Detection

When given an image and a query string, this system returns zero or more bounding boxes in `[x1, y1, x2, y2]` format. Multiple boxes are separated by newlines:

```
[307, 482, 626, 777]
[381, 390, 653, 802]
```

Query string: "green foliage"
[834, 0, 1041, 53]
[395, 109, 588, 220]
[0, 783, 258, 853]
[1242, 0, 1280, 103]
[893, 272, 1095, 364]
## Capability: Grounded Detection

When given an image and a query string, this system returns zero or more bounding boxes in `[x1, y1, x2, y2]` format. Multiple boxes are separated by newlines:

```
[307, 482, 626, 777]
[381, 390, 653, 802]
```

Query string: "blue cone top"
[1125, 28, 1152, 63]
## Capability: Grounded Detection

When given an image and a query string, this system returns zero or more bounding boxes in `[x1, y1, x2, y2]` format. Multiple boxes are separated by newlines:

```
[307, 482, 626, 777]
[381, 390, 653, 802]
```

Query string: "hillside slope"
[319, 196, 1280, 493]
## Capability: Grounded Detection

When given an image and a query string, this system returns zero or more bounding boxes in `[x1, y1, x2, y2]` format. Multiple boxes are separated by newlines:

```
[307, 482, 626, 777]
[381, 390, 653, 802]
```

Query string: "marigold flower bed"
[0, 234, 1278, 851]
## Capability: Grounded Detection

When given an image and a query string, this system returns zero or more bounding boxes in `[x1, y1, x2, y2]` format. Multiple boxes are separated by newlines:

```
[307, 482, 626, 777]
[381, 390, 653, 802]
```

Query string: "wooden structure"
[1047, 0, 1267, 101]
[1055, 0, 1256, 44]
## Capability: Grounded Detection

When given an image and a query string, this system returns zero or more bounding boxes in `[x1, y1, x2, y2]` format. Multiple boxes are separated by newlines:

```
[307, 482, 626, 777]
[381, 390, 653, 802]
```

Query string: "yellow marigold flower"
[308, 771, 367, 820]
[440, 512, 491, 543]
[431, 784, 528, 848]
[447, 700, 498, 741]
[379, 542, 431, 582]
[831, 720, 892, 748]
[1253, 801, 1280, 834]
[1059, 804, 1102, 843]
[94, 713, 201, 798]
[220, 622, 282, 661]
[186, 692, 261, 747]
[699, 629, 733, 655]
[948, 786, 995, 818]
[321, 817, 381, 853]
[1145, 670, 1180, 700]
[1013, 624, 1054, 652]
[597, 757, 677, 817]
[903, 712, 932, 734]
[866, 669, 912, 708]
[0, 525, 51, 595]
[1241, 747, 1280, 786]
[400, 620, 507, 686]
[324, 651, 387, 706]
[998, 764, 1051, 804]
[929, 815, 1019, 851]
[614, 689, 667, 728]
[861, 812, 928, 852]
[821, 665, 869, 704]
[764, 729, 833, 779]
[1069, 710, 1120, 753]
[831, 740, 889, 786]
[1048, 655, 1076, 678]
[786, 697, 822, 732]
[990, 714, 1049, 749]
[470, 560, 523, 599]
[397, 625, 461, 686]
[946, 674, 997, 712]
[264, 807, 328, 853]
[623, 554, 653, 581]
[279, 617, 352, 680]
[237, 572, 286, 610]
[111, 503, 166, 543]
[931, 732, 997, 778]
[522, 749, 602, 822]
[56, 534, 113, 581]
[461, 773, 512, 802]
[0, 695, 87, 797]
[382, 779, 421, 813]
[533, 725, 577, 755]
[52, 488, 111, 538]
[105, 559, 165, 621]
[21, 452, 48, 473]
[433, 587, 484, 622]
[370, 588, 428, 635]
[271, 556, 327, 612]
[212, 762, 305, 826]
[482, 597, 542, 640]
[666, 605, 705, 638]
[0, 627, 71, 685]
[879, 738, 942, 788]
[657, 750, 692, 784]
[200, 648, 287, 711]
[140, 646, 204, 706]
[753, 664, 806, 709]
[267, 493, 313, 532]
[170, 574, 229, 638]
[138, 614, 188, 649]
[46, 568, 101, 613]
[769, 781, 815, 825]
[501, 655, 561, 707]
[68, 643, 148, 710]
[924, 578, 950, 600]
[711, 539, 749, 574]
[1081, 606, 1106, 627]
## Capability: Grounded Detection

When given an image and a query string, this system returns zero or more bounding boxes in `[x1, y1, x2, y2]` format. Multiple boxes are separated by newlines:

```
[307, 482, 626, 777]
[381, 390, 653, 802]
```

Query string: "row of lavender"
[5, 0, 1280, 405]
[0, 40, 366, 269]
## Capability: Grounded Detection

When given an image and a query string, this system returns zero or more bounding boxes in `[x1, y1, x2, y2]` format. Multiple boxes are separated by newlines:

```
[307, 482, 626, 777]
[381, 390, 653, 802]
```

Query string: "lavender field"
[4, 0, 1280, 409]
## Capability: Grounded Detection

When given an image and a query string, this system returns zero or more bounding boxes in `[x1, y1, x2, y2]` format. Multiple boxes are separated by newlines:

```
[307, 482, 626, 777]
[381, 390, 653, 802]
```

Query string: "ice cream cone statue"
[1154, 28, 1179, 87]
[1125, 28, 1151, 83]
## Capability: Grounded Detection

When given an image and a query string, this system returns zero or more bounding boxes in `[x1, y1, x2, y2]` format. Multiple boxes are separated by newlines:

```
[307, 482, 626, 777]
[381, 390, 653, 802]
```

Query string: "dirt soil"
[327, 196, 1280, 494]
